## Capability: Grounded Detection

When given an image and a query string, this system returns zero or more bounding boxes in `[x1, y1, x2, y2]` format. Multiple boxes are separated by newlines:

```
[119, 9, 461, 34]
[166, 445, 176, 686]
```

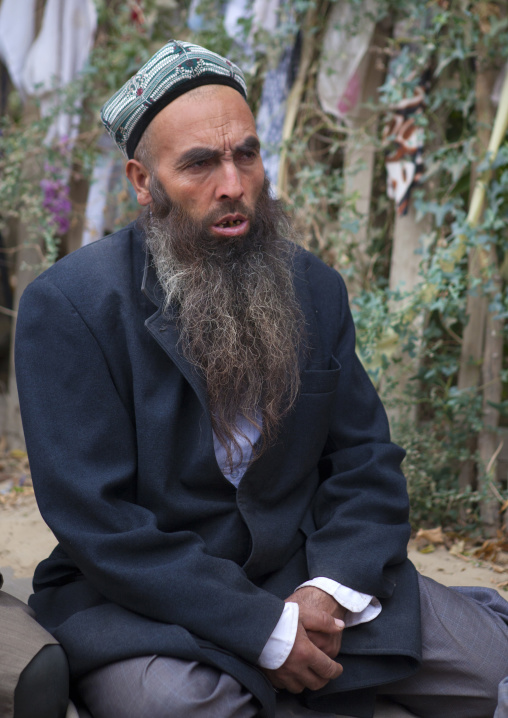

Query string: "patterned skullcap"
[101, 40, 248, 159]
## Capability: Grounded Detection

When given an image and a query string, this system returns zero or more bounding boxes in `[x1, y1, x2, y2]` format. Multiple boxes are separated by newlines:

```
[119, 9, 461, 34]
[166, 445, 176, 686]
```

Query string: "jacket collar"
[141, 245, 165, 309]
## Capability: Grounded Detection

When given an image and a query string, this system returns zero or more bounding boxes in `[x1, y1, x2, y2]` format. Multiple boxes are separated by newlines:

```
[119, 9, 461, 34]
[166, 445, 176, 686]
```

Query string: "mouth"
[211, 213, 249, 237]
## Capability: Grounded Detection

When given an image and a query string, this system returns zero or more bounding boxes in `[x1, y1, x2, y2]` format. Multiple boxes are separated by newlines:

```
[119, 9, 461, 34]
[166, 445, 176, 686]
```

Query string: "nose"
[215, 160, 244, 201]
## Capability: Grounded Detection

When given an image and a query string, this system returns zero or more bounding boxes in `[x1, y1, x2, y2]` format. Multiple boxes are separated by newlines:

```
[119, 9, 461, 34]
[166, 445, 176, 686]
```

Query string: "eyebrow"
[175, 135, 261, 169]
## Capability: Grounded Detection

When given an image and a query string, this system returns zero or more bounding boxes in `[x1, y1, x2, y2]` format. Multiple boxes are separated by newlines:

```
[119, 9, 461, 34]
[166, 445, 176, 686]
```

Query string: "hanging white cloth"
[256, 47, 293, 188]
[317, 0, 376, 125]
[224, 0, 280, 40]
[82, 134, 118, 247]
[0, 0, 37, 98]
[21, 0, 97, 144]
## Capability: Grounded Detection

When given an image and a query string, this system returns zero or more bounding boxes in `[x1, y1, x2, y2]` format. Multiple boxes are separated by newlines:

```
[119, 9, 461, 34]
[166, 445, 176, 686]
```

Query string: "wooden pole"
[343, 24, 387, 297]
[456, 48, 504, 533]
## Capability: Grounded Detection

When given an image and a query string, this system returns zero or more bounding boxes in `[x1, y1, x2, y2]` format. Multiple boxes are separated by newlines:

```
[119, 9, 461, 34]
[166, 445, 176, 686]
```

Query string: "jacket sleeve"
[15, 277, 284, 665]
[305, 271, 411, 599]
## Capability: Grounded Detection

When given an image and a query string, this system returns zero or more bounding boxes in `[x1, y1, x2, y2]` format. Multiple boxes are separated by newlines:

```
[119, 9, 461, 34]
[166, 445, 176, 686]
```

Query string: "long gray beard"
[140, 177, 305, 470]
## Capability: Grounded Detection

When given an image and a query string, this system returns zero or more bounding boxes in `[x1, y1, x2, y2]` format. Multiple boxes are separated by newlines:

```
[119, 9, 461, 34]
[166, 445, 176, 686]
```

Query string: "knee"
[79, 656, 257, 718]
[139, 662, 238, 718]
[14, 644, 69, 718]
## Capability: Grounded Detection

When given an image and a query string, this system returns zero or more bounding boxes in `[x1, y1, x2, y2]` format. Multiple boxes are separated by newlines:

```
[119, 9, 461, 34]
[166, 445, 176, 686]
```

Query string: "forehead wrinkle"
[184, 116, 256, 157]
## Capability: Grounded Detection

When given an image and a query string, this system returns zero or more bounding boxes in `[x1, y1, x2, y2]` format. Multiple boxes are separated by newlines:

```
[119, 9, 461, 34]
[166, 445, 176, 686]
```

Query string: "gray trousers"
[78, 575, 508, 718]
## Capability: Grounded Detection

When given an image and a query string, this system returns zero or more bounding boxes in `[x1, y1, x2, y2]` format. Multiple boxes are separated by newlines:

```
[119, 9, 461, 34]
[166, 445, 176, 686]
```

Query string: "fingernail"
[334, 618, 345, 628]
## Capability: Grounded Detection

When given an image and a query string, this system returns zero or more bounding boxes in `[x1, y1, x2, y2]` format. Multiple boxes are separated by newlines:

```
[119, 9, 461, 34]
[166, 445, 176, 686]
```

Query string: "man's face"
[145, 85, 266, 239]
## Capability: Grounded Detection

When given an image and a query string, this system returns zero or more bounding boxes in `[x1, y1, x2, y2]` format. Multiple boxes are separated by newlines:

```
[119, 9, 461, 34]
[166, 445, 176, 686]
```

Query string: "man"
[15, 41, 508, 718]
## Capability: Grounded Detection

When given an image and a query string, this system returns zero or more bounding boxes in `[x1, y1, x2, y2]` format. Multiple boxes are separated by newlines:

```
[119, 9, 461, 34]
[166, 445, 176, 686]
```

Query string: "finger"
[295, 660, 344, 692]
[279, 664, 330, 693]
[306, 630, 334, 652]
[308, 645, 343, 682]
[283, 678, 306, 694]
[300, 607, 345, 634]
[306, 630, 342, 648]
[307, 630, 342, 658]
[268, 674, 287, 691]
[301, 671, 336, 692]
[266, 666, 306, 694]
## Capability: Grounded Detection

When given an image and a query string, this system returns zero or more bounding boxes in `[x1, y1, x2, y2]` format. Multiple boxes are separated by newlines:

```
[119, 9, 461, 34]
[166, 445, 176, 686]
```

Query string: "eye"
[237, 150, 257, 162]
[189, 159, 210, 169]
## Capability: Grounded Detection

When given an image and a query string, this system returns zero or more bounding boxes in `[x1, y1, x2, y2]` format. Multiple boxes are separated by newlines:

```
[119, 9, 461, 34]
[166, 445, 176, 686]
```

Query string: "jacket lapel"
[141, 248, 209, 413]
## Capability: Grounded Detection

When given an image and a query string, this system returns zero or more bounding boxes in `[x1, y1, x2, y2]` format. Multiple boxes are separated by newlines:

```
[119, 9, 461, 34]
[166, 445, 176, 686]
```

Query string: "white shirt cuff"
[297, 577, 381, 628]
[257, 602, 299, 669]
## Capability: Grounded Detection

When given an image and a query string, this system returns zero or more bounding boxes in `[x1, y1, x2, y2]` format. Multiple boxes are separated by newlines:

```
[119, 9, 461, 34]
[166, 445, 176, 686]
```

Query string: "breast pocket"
[300, 355, 341, 395]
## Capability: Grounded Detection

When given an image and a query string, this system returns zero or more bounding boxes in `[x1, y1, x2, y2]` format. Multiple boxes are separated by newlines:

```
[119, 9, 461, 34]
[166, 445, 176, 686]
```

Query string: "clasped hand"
[262, 587, 346, 694]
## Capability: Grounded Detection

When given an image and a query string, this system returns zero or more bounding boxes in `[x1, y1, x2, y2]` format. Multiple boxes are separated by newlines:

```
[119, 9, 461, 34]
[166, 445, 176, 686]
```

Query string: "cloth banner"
[317, 0, 377, 125]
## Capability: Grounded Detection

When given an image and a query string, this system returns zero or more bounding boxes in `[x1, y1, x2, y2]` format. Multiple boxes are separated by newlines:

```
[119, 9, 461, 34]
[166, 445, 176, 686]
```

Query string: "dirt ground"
[1, 482, 508, 598]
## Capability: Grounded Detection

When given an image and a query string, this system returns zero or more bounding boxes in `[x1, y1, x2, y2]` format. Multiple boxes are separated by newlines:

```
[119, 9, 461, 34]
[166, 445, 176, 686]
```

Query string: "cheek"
[249, 168, 266, 200]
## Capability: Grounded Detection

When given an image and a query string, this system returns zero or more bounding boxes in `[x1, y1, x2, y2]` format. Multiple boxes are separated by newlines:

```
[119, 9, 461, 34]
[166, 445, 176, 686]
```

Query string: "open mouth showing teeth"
[216, 220, 244, 228]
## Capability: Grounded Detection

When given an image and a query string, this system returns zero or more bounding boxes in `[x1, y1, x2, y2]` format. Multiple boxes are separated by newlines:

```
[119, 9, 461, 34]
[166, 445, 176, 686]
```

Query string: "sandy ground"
[0, 493, 57, 578]
[1, 488, 508, 599]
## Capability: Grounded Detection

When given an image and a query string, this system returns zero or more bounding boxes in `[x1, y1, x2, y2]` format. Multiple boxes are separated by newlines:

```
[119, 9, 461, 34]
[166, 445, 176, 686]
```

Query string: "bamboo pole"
[450, 69, 508, 269]
[411, 66, 508, 325]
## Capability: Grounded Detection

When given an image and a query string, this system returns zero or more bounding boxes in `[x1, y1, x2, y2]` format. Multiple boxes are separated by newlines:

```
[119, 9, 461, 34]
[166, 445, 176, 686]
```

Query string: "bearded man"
[15, 41, 508, 718]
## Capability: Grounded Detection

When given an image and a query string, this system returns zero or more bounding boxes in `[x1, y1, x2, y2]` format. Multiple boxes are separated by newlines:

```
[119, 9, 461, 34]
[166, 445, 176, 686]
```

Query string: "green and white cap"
[101, 40, 248, 159]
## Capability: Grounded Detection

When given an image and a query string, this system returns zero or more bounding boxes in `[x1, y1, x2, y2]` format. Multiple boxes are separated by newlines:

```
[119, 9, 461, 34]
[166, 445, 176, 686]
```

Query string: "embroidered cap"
[101, 40, 248, 159]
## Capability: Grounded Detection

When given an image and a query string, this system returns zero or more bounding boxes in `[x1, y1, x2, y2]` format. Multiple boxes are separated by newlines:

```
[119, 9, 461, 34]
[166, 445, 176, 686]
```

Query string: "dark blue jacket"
[15, 223, 421, 718]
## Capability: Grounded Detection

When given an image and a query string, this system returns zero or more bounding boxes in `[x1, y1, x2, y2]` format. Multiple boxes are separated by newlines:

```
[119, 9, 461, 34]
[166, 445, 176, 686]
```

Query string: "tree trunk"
[456, 251, 488, 496]
[478, 242, 504, 534]
[342, 23, 387, 297]
[384, 206, 432, 426]
[456, 52, 502, 533]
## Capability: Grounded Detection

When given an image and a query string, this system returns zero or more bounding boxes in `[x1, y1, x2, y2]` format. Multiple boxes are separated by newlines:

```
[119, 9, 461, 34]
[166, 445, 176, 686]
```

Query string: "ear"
[125, 159, 153, 206]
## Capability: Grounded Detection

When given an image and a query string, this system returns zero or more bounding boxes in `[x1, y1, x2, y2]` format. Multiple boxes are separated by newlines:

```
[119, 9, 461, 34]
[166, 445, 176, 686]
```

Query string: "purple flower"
[40, 164, 72, 235]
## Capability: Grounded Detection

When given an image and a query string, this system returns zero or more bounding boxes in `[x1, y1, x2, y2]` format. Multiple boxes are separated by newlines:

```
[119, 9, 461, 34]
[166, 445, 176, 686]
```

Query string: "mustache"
[205, 202, 253, 225]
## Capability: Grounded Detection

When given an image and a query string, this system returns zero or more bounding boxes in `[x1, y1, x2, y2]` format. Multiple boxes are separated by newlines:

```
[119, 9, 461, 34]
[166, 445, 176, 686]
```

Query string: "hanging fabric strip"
[317, 0, 377, 125]
[82, 135, 117, 247]
[379, 11, 434, 217]
[381, 54, 429, 216]
[0, 0, 37, 99]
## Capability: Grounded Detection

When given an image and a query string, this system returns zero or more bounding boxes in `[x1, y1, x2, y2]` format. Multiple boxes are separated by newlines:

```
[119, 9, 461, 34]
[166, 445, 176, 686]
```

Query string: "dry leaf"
[416, 527, 446, 545]
[418, 544, 436, 554]
[474, 539, 499, 562]
[449, 540, 467, 558]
